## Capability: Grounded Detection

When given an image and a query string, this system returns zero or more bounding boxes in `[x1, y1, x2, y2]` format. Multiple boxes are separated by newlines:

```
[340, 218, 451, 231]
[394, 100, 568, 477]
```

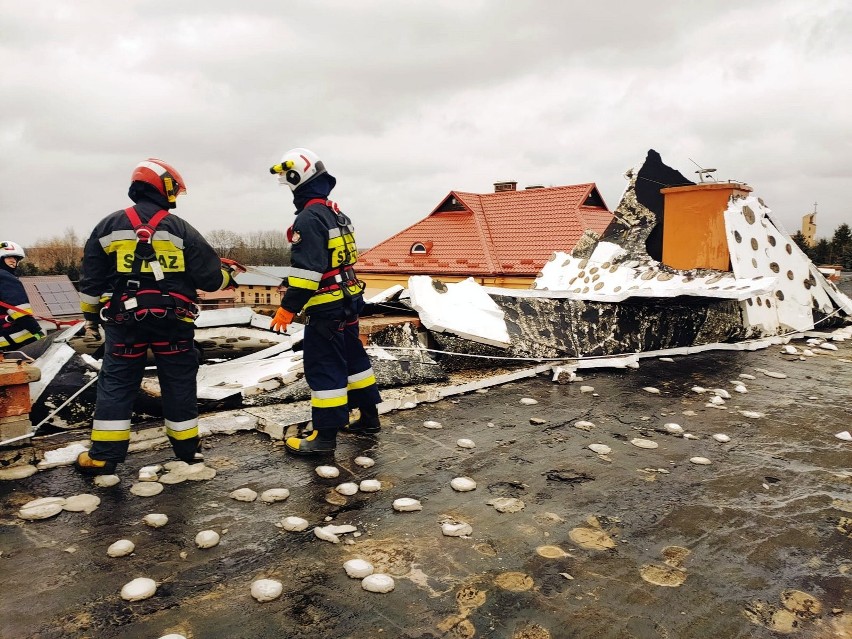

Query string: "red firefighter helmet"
[131, 158, 187, 205]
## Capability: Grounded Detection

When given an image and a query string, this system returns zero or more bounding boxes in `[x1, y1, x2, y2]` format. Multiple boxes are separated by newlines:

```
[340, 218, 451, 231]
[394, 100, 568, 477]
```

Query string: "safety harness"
[100, 207, 199, 325]
[302, 198, 363, 297]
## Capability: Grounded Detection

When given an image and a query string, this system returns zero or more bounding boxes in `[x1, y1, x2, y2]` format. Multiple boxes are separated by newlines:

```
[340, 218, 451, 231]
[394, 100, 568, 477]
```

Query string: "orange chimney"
[660, 182, 752, 271]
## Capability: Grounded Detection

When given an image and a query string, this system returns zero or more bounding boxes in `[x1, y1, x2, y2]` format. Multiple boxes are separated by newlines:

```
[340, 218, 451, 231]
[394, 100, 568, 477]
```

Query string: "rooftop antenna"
[689, 158, 717, 183]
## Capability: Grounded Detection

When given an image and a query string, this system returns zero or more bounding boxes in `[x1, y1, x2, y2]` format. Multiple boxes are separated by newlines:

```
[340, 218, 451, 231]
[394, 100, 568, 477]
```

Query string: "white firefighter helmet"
[268, 148, 327, 191]
[0, 240, 26, 260]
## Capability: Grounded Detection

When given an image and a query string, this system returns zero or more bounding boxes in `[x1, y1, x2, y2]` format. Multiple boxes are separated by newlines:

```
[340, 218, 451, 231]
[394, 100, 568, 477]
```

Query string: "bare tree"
[26, 227, 83, 277]
[241, 230, 289, 265]
[206, 229, 243, 259]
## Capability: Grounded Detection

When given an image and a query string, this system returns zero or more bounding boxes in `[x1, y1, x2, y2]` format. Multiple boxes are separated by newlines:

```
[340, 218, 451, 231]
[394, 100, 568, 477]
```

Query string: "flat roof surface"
[2, 316, 851, 637]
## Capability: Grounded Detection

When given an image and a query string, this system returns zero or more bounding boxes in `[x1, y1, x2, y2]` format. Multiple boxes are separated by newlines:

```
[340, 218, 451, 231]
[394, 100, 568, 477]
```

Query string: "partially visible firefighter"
[75, 158, 237, 476]
[269, 148, 381, 456]
[0, 241, 45, 351]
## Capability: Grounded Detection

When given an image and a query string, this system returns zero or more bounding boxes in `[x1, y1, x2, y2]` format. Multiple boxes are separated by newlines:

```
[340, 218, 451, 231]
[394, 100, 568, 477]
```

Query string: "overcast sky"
[1, 1, 850, 251]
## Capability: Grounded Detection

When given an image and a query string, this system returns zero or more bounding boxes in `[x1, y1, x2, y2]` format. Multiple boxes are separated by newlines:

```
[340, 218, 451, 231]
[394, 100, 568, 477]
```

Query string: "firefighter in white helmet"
[0, 241, 45, 351]
[269, 148, 382, 455]
[75, 158, 237, 476]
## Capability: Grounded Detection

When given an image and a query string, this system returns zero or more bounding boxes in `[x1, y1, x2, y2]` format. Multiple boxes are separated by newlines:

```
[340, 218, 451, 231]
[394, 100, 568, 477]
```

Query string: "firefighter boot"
[172, 436, 205, 464]
[341, 404, 381, 435]
[285, 430, 336, 456]
[75, 451, 117, 476]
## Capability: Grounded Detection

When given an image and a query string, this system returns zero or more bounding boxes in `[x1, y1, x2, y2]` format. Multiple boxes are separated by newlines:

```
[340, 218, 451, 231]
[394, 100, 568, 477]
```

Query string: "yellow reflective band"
[109, 239, 186, 273]
[288, 276, 320, 291]
[8, 304, 33, 320]
[80, 301, 100, 313]
[166, 426, 199, 440]
[12, 332, 41, 344]
[347, 374, 376, 391]
[303, 289, 343, 309]
[91, 430, 131, 442]
[8, 328, 40, 343]
[311, 395, 348, 409]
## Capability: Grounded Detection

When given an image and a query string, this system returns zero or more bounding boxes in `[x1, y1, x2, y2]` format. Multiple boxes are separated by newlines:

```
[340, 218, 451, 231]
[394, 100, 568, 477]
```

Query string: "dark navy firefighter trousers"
[304, 297, 381, 435]
[89, 320, 201, 464]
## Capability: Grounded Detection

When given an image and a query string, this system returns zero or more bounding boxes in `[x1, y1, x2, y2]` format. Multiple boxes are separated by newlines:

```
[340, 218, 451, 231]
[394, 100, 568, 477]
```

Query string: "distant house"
[196, 266, 290, 311]
[358, 181, 613, 295]
[196, 288, 237, 310]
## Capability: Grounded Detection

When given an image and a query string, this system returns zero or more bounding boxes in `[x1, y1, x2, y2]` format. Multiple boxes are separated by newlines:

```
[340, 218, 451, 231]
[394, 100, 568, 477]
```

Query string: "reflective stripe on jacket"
[281, 201, 363, 314]
[0, 269, 44, 349]
[79, 199, 232, 323]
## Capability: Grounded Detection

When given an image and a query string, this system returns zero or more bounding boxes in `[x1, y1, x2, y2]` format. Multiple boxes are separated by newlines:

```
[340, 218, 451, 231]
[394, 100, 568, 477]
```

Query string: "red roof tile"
[359, 183, 612, 276]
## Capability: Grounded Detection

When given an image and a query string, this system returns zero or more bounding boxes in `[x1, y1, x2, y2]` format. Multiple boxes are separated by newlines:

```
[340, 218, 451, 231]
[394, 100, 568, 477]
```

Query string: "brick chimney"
[493, 181, 517, 193]
[0, 355, 41, 444]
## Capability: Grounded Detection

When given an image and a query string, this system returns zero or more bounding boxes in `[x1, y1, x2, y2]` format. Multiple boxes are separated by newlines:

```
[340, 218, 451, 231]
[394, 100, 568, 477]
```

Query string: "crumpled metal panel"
[725, 196, 852, 333]
[432, 294, 746, 370]
[245, 322, 446, 405]
[408, 275, 510, 347]
[532, 246, 776, 302]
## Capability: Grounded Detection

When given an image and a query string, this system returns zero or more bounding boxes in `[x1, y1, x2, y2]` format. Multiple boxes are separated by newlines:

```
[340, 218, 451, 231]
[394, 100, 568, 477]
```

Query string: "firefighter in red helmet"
[269, 148, 382, 455]
[75, 158, 237, 476]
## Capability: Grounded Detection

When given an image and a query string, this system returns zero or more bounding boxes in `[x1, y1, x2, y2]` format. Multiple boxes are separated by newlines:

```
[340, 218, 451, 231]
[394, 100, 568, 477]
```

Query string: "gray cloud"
[1, 0, 849, 251]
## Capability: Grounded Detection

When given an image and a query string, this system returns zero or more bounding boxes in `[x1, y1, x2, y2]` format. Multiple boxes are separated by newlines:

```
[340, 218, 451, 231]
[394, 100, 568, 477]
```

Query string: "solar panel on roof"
[33, 280, 81, 316]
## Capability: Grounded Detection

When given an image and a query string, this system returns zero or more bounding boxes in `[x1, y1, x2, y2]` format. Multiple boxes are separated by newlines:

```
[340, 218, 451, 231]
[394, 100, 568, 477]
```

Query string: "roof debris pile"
[8, 150, 851, 450]
[365, 151, 851, 374]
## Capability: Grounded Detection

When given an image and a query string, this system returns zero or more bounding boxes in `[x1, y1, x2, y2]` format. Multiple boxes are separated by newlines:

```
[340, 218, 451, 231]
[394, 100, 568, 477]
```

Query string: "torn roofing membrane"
[17, 150, 852, 441]
[441, 150, 852, 351]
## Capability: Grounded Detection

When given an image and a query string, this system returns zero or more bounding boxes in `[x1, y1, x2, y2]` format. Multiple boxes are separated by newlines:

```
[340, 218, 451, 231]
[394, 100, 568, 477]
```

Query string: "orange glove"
[270, 307, 295, 333]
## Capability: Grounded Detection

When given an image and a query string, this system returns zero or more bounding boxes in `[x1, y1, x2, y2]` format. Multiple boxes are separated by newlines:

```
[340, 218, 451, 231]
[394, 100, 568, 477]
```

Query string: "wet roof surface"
[2, 336, 851, 638]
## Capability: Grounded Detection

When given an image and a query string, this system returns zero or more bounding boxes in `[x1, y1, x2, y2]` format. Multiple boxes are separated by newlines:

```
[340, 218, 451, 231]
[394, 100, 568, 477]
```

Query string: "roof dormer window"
[435, 194, 467, 213]
[410, 241, 432, 255]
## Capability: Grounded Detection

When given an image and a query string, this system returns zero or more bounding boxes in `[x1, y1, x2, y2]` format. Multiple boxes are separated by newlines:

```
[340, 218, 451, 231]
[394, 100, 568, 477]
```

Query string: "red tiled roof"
[359, 183, 612, 276]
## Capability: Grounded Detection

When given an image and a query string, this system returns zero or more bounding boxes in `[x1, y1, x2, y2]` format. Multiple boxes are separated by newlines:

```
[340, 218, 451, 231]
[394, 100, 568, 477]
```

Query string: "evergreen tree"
[791, 231, 811, 257]
[16, 261, 40, 276]
[812, 238, 830, 265]
[830, 224, 852, 268]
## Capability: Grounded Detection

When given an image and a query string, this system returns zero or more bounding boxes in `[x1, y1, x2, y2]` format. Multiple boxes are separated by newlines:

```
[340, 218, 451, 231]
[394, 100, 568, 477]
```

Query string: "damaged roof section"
[13, 150, 852, 443]
[529, 151, 851, 336]
[383, 150, 851, 365]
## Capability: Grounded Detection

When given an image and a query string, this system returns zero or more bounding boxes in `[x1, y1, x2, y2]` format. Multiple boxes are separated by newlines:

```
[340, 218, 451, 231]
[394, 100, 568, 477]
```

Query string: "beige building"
[801, 204, 817, 247]
[197, 267, 288, 311]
